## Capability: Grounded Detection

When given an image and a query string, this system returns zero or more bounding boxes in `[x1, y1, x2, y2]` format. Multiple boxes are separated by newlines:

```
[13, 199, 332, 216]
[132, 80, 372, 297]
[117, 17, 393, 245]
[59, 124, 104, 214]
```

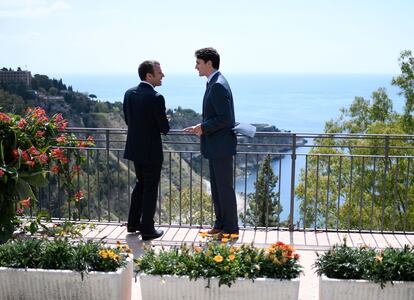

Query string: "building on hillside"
[0, 68, 32, 87]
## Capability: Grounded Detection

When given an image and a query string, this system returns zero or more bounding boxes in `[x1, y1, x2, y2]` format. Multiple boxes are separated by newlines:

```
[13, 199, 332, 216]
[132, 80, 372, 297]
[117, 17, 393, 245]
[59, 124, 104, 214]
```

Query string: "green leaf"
[0, 140, 4, 165]
[19, 171, 48, 187]
[29, 222, 38, 235]
[15, 178, 37, 202]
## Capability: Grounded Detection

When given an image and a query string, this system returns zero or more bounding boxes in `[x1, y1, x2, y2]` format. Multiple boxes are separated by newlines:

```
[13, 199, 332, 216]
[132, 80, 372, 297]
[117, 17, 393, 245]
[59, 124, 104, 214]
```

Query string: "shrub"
[0, 238, 130, 275]
[136, 239, 302, 287]
[314, 239, 414, 287]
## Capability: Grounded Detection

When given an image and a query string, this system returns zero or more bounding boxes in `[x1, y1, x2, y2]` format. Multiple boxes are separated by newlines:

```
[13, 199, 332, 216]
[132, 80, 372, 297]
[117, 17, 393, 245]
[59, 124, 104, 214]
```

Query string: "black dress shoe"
[127, 226, 141, 233]
[141, 229, 164, 241]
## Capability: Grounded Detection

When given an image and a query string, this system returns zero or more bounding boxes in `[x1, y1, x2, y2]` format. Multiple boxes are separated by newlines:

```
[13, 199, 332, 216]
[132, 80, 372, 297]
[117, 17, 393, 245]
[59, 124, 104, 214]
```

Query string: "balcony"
[27, 128, 414, 299]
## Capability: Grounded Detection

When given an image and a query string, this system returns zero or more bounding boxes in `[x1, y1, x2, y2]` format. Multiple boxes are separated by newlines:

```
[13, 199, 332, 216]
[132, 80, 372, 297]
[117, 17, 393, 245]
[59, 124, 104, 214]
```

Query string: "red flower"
[33, 107, 46, 118]
[0, 112, 12, 123]
[26, 160, 36, 168]
[17, 118, 27, 128]
[22, 151, 31, 162]
[56, 135, 66, 143]
[28, 146, 40, 155]
[20, 197, 31, 208]
[50, 165, 60, 174]
[37, 153, 48, 164]
[12, 149, 19, 160]
[51, 148, 65, 160]
[35, 130, 45, 137]
[72, 164, 81, 172]
[0, 169, 4, 178]
[78, 141, 87, 148]
[75, 191, 84, 202]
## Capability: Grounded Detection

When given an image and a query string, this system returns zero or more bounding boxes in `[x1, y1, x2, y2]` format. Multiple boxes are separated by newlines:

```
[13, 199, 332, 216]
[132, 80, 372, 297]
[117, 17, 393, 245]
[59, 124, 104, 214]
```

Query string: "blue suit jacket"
[200, 72, 237, 159]
[123, 83, 169, 163]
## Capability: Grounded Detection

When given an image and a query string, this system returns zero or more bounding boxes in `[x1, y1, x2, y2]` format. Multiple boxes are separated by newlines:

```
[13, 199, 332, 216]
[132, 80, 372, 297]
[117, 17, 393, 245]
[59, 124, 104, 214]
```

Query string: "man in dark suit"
[123, 60, 169, 240]
[185, 47, 239, 236]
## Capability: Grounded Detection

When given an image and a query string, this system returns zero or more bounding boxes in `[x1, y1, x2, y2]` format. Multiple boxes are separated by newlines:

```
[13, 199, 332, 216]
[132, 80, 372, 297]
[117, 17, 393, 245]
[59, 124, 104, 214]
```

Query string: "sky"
[1, 0, 414, 75]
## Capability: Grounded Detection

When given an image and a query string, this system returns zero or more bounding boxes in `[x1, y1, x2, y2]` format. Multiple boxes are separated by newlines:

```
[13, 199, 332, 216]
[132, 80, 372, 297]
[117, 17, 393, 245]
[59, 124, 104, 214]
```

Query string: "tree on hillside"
[0, 89, 26, 114]
[241, 155, 282, 227]
[296, 50, 414, 231]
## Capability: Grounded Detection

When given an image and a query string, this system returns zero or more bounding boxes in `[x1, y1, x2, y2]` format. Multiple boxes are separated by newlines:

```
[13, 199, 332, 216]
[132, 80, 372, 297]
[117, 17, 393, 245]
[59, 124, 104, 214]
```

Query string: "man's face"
[147, 64, 164, 87]
[195, 58, 210, 77]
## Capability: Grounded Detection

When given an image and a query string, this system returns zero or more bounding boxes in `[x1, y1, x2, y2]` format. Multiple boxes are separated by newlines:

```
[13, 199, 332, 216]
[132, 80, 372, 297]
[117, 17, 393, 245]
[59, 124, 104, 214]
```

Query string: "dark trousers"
[209, 156, 239, 233]
[128, 161, 162, 233]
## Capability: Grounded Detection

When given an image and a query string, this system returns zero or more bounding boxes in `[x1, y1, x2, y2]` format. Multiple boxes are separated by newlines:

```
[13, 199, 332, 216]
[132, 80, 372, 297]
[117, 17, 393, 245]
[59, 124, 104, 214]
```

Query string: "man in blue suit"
[123, 60, 170, 240]
[185, 47, 239, 236]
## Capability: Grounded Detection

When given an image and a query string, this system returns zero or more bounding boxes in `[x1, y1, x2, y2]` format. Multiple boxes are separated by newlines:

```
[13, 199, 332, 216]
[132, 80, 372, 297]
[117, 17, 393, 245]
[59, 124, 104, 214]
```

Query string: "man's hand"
[183, 123, 203, 136]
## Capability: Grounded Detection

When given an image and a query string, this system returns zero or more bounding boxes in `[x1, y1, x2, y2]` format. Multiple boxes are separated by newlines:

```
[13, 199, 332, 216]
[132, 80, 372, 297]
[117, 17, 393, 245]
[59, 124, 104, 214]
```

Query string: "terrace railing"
[36, 128, 414, 233]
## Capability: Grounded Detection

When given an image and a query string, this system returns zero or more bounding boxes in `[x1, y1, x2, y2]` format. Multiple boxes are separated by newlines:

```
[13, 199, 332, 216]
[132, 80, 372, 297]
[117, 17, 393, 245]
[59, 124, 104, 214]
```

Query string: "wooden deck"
[81, 223, 414, 251]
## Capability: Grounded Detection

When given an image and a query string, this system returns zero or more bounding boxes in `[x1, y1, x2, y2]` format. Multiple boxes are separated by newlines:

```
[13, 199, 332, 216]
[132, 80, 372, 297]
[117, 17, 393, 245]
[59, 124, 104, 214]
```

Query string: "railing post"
[381, 135, 390, 232]
[105, 129, 111, 222]
[289, 134, 297, 231]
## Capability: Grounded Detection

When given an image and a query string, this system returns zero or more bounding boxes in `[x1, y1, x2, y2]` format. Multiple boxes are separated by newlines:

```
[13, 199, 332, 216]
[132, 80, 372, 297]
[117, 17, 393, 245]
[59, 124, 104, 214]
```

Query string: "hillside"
[0, 70, 305, 222]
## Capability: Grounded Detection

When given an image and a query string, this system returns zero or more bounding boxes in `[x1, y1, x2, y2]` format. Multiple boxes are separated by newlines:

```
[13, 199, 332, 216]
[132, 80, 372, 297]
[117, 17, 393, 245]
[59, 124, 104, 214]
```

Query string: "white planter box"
[320, 275, 414, 300]
[0, 258, 133, 300]
[139, 274, 299, 300]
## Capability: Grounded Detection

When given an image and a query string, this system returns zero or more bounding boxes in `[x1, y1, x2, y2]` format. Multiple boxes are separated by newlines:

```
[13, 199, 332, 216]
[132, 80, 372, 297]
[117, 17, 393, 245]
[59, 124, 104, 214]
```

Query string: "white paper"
[233, 123, 256, 138]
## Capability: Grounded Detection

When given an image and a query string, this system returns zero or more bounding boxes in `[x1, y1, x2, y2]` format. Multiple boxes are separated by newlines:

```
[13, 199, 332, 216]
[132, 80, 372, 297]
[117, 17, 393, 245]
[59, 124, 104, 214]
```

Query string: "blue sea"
[60, 73, 403, 133]
[60, 73, 404, 223]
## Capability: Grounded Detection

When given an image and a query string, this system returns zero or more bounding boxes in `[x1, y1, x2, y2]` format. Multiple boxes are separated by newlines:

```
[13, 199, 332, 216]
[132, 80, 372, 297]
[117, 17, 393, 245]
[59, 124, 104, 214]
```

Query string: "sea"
[60, 73, 404, 222]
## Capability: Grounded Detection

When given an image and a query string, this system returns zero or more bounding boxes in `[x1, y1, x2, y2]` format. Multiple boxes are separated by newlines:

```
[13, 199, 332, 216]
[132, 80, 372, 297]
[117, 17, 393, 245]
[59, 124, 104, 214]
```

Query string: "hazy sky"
[1, 0, 413, 75]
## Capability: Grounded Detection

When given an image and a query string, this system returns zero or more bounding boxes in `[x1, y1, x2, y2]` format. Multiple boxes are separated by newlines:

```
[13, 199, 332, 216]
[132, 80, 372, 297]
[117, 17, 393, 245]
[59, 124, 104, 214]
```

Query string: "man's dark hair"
[138, 60, 160, 81]
[195, 47, 220, 69]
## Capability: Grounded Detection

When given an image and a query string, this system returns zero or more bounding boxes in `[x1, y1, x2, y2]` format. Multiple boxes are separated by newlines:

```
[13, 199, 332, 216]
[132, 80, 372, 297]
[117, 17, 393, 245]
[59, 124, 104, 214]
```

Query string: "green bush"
[136, 240, 302, 287]
[314, 239, 414, 287]
[0, 238, 130, 275]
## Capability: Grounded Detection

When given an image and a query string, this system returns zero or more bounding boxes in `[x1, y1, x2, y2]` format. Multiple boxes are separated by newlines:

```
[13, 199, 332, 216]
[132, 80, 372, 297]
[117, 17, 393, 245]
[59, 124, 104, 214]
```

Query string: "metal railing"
[37, 128, 414, 233]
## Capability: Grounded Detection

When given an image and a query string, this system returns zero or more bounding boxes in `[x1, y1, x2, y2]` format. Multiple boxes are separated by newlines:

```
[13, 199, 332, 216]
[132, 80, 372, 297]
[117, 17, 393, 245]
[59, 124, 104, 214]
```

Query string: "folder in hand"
[233, 122, 256, 138]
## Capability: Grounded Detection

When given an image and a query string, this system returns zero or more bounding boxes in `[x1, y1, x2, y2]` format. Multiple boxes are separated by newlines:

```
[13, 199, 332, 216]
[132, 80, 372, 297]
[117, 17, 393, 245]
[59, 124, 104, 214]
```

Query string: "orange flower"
[194, 246, 203, 253]
[20, 197, 31, 208]
[199, 231, 209, 238]
[221, 238, 229, 243]
[228, 254, 235, 261]
[229, 247, 236, 253]
[222, 233, 230, 238]
[213, 255, 223, 263]
[230, 233, 239, 239]
[294, 253, 300, 260]
[375, 255, 383, 263]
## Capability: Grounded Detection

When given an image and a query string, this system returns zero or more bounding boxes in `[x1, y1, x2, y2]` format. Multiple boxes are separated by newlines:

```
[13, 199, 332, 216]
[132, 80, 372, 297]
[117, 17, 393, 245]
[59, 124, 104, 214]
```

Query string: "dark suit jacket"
[200, 72, 237, 159]
[123, 82, 170, 163]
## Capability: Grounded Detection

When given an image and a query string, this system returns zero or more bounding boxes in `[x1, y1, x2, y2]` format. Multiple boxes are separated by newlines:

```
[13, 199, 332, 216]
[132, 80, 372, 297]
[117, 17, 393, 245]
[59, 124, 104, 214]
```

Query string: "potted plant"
[0, 238, 133, 300]
[136, 235, 302, 300]
[0, 107, 93, 243]
[314, 239, 414, 300]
